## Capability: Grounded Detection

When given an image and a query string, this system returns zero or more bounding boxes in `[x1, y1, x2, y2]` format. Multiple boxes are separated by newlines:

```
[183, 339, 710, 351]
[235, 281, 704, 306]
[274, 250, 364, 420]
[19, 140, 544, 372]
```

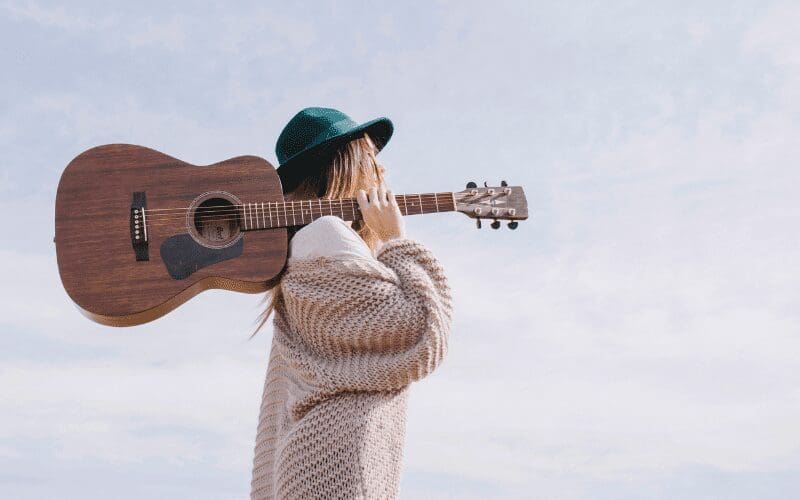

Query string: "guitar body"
[55, 144, 287, 327]
[55, 143, 529, 327]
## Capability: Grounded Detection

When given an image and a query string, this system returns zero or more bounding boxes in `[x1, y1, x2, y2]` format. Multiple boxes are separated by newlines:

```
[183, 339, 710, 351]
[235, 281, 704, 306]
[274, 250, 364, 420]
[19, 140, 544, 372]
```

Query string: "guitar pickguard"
[160, 233, 244, 280]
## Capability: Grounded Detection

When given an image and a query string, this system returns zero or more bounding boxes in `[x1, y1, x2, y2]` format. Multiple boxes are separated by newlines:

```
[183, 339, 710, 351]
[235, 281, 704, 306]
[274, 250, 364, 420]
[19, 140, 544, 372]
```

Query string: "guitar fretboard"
[238, 192, 456, 230]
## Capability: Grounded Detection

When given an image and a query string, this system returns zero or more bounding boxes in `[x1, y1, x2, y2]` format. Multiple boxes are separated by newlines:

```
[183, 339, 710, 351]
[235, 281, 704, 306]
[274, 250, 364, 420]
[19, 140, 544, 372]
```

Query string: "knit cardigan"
[250, 236, 453, 499]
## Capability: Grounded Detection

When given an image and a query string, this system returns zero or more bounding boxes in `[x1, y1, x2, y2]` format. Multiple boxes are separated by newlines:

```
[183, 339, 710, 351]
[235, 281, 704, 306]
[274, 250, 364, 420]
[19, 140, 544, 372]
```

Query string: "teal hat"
[275, 107, 393, 192]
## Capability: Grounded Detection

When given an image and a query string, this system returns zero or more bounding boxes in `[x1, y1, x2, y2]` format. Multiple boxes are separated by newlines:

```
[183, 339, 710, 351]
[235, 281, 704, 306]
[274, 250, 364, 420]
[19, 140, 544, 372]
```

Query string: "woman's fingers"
[356, 185, 406, 242]
[378, 185, 388, 206]
[357, 189, 367, 210]
[387, 190, 398, 208]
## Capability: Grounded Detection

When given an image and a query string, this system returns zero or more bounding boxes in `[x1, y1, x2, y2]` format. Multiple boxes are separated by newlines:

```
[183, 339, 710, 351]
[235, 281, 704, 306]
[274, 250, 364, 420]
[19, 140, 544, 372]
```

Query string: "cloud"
[1, 0, 116, 32]
[3, 1, 800, 498]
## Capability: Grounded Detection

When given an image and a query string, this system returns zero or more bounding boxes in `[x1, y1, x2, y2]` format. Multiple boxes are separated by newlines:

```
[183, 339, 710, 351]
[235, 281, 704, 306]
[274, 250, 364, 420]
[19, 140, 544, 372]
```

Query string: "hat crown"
[276, 107, 357, 165]
[273, 106, 393, 193]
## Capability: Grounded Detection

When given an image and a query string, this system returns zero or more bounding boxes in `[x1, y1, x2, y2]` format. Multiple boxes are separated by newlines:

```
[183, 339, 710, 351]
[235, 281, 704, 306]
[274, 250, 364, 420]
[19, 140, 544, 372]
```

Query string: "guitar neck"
[239, 192, 456, 230]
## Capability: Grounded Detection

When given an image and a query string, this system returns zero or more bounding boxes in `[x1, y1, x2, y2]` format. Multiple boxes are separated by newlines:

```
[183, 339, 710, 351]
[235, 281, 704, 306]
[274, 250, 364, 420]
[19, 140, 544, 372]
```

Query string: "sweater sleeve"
[276, 237, 453, 393]
[288, 215, 374, 262]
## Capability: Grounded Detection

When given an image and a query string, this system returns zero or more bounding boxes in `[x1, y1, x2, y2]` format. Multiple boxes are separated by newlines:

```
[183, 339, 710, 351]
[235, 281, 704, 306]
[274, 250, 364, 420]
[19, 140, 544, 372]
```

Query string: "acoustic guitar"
[54, 144, 528, 326]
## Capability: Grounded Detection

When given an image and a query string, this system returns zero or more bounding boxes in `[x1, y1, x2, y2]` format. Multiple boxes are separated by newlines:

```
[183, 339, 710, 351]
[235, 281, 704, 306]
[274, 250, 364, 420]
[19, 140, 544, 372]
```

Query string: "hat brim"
[276, 117, 393, 193]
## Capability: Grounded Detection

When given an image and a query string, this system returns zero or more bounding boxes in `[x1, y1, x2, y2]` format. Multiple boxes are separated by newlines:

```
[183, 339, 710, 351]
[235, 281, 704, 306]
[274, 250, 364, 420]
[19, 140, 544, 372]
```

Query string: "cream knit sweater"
[250, 217, 453, 499]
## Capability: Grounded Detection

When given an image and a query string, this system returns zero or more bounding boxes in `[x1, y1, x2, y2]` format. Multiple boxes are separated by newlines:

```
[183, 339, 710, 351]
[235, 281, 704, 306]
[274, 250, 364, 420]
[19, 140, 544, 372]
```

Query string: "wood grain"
[55, 144, 287, 326]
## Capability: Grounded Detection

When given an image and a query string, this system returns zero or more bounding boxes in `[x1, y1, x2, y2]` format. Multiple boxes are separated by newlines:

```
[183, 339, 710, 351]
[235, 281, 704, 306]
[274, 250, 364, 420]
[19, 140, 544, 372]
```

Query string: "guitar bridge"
[130, 191, 149, 261]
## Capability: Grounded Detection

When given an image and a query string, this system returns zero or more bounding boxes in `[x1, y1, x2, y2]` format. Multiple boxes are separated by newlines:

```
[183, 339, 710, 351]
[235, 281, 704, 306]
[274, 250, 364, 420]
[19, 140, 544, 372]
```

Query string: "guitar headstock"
[455, 180, 528, 229]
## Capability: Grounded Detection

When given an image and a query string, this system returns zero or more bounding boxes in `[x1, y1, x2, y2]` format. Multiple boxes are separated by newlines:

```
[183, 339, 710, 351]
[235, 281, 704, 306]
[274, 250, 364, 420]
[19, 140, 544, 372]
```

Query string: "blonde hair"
[250, 133, 386, 337]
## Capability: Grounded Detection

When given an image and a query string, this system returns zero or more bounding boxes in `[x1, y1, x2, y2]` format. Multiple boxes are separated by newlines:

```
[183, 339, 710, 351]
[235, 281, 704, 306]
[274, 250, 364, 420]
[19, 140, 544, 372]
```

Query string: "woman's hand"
[357, 186, 406, 242]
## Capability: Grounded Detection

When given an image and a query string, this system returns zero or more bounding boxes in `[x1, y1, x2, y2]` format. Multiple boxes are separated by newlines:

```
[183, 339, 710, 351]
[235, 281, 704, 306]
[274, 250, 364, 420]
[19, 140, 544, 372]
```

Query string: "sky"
[1, 0, 799, 498]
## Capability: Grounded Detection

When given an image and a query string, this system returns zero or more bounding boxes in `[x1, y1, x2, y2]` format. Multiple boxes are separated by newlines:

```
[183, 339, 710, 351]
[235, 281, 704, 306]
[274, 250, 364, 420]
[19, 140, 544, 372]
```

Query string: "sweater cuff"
[375, 237, 423, 259]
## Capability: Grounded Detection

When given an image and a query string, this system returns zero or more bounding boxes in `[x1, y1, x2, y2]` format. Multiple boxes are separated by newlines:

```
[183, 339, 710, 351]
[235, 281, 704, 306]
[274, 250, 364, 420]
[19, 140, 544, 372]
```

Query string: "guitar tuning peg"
[476, 218, 482, 229]
[484, 181, 489, 187]
[466, 181, 477, 188]
[500, 180, 508, 187]
[491, 219, 501, 229]
[507, 221, 518, 230]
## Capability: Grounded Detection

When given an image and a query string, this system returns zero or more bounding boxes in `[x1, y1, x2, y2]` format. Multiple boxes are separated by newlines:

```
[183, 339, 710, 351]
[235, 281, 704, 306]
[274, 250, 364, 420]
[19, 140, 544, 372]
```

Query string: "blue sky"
[2, 1, 800, 498]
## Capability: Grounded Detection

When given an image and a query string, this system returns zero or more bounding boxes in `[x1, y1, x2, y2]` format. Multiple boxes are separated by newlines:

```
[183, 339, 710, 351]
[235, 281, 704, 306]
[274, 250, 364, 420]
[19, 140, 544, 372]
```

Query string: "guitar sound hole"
[192, 197, 241, 248]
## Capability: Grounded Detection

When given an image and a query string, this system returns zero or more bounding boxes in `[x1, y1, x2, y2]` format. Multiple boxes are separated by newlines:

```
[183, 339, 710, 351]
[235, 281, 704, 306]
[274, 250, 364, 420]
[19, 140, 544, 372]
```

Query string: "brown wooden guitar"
[54, 144, 529, 326]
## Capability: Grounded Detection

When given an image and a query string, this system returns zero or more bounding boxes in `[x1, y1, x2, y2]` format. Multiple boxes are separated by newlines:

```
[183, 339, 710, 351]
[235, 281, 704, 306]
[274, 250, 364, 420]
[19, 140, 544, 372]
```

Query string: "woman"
[250, 107, 453, 500]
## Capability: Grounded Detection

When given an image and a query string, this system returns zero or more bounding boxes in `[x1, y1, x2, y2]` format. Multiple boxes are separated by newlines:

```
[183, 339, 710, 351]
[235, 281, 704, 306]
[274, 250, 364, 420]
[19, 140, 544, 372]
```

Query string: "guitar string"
[139, 192, 454, 211]
[142, 208, 452, 225]
[141, 203, 451, 226]
[139, 198, 456, 222]
[144, 213, 441, 226]
[139, 196, 465, 223]
[139, 193, 455, 213]
[142, 202, 448, 219]
[140, 206, 455, 222]
[141, 207, 463, 228]
[140, 199, 450, 219]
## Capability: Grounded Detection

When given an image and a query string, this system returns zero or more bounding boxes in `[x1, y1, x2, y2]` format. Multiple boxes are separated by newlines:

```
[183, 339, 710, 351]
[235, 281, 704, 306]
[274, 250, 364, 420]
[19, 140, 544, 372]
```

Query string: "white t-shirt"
[288, 215, 374, 262]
